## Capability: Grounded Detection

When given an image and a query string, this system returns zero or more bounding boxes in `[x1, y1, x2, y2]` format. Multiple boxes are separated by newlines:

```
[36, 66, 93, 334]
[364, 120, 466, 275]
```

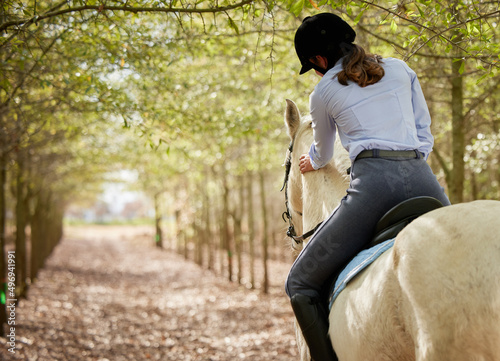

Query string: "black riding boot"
[291, 293, 338, 361]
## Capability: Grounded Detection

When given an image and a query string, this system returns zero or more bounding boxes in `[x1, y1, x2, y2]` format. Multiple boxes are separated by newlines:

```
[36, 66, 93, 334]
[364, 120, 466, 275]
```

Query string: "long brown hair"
[337, 44, 384, 87]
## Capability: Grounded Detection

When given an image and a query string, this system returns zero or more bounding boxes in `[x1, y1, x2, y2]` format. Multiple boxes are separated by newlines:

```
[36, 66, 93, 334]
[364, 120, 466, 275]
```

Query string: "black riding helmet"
[294, 13, 356, 75]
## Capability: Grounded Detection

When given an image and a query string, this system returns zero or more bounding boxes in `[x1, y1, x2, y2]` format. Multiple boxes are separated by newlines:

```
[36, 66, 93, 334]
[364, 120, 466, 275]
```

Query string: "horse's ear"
[285, 99, 301, 140]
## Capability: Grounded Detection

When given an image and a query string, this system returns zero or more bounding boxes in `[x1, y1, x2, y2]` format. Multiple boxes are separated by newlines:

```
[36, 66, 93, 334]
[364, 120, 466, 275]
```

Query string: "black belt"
[355, 149, 424, 160]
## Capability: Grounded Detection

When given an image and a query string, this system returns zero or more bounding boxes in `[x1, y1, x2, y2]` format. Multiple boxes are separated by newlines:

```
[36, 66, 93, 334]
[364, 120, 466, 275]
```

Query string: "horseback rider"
[286, 13, 450, 361]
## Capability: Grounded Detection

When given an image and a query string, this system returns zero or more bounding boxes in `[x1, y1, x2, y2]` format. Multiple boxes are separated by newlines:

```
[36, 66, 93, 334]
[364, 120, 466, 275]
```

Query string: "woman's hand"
[299, 154, 316, 174]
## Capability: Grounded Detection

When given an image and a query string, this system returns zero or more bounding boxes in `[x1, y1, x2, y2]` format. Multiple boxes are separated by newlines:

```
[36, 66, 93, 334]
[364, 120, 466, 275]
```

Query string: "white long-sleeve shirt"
[308, 57, 434, 168]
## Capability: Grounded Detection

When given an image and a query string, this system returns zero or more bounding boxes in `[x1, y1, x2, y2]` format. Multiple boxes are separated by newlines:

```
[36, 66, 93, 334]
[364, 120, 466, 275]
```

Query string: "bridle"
[281, 139, 322, 247]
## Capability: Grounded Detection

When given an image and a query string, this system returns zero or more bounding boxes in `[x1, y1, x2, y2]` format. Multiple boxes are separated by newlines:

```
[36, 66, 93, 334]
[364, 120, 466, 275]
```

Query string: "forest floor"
[0, 225, 299, 361]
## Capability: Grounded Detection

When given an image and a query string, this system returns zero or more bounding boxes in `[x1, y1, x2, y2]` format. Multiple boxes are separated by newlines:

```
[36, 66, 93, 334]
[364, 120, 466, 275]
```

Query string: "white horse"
[283, 99, 500, 361]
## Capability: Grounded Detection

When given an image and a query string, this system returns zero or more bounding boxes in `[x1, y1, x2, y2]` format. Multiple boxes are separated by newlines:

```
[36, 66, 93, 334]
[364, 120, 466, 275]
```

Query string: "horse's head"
[282, 99, 350, 252]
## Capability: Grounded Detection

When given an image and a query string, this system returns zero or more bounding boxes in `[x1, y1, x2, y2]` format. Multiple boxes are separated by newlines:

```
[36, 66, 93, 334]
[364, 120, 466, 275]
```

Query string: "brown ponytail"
[337, 44, 384, 87]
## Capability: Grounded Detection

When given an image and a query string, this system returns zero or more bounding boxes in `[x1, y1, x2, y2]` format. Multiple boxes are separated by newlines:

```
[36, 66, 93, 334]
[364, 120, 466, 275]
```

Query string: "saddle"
[369, 196, 444, 249]
[323, 196, 444, 306]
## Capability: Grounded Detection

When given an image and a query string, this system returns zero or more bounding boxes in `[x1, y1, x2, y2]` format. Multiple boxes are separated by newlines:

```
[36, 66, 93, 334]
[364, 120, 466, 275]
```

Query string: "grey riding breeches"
[285, 153, 451, 299]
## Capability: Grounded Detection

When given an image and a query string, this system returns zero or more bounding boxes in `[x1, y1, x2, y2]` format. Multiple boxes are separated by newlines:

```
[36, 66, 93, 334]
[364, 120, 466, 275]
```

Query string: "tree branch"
[358, 1, 500, 66]
[0, 0, 254, 33]
[464, 77, 500, 123]
[431, 145, 450, 183]
[356, 21, 500, 65]
[2, 29, 68, 109]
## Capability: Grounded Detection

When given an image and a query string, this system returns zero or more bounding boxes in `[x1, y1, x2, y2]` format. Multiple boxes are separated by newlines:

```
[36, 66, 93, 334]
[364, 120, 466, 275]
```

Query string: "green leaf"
[416, 4, 425, 17]
[227, 17, 239, 35]
[346, 3, 352, 16]
[459, 61, 465, 75]
[476, 72, 489, 85]
[390, 20, 398, 33]
[289, 0, 305, 16]
[409, 25, 419, 33]
[354, 10, 365, 25]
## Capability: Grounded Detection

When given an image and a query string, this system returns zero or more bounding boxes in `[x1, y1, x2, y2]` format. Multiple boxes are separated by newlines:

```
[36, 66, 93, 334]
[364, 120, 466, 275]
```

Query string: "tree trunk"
[49, 200, 64, 255]
[246, 170, 256, 289]
[31, 193, 46, 281]
[192, 218, 202, 266]
[204, 172, 214, 271]
[15, 159, 28, 298]
[174, 209, 183, 256]
[221, 166, 232, 282]
[470, 169, 478, 201]
[233, 176, 244, 284]
[238, 176, 245, 284]
[30, 190, 63, 282]
[154, 193, 163, 248]
[449, 5, 465, 204]
[259, 170, 269, 294]
[0, 153, 7, 337]
[450, 56, 465, 203]
[183, 221, 188, 260]
[0, 10, 7, 333]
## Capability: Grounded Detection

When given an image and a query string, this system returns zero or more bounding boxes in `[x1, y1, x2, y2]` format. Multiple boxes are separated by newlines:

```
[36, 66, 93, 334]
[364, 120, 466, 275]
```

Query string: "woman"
[285, 13, 450, 361]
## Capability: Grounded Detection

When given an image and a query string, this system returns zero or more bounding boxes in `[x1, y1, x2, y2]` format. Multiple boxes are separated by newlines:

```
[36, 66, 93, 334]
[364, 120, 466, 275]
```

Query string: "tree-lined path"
[3, 1, 500, 356]
[0, 226, 297, 360]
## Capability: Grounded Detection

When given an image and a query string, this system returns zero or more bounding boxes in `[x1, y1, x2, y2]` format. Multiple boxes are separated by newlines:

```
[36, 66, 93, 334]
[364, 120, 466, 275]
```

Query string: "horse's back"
[331, 200, 500, 361]
[394, 200, 500, 360]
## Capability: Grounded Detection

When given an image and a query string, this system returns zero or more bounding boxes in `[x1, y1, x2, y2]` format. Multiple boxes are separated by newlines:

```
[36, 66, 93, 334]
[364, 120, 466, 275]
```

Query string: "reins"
[281, 139, 323, 246]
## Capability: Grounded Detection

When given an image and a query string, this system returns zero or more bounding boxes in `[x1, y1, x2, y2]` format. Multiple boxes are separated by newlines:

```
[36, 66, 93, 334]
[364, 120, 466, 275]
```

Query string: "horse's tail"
[394, 200, 500, 361]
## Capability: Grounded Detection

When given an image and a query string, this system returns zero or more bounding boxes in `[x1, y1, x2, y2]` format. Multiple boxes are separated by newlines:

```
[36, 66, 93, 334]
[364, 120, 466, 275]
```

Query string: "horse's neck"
[293, 124, 350, 234]
[302, 161, 349, 231]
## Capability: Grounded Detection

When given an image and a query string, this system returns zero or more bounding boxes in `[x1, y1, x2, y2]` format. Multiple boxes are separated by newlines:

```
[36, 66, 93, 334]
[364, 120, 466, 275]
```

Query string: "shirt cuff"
[308, 148, 322, 170]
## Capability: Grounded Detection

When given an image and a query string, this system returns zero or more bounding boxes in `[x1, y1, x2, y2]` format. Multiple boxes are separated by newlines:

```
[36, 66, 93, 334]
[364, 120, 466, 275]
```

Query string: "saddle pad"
[329, 238, 395, 310]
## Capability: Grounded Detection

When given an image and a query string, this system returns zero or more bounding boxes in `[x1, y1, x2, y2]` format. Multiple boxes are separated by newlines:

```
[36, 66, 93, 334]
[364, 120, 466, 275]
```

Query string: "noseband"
[281, 139, 322, 247]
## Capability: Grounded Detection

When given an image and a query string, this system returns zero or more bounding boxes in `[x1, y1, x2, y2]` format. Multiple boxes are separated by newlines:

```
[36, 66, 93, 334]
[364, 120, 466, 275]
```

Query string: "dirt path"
[0, 226, 298, 360]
